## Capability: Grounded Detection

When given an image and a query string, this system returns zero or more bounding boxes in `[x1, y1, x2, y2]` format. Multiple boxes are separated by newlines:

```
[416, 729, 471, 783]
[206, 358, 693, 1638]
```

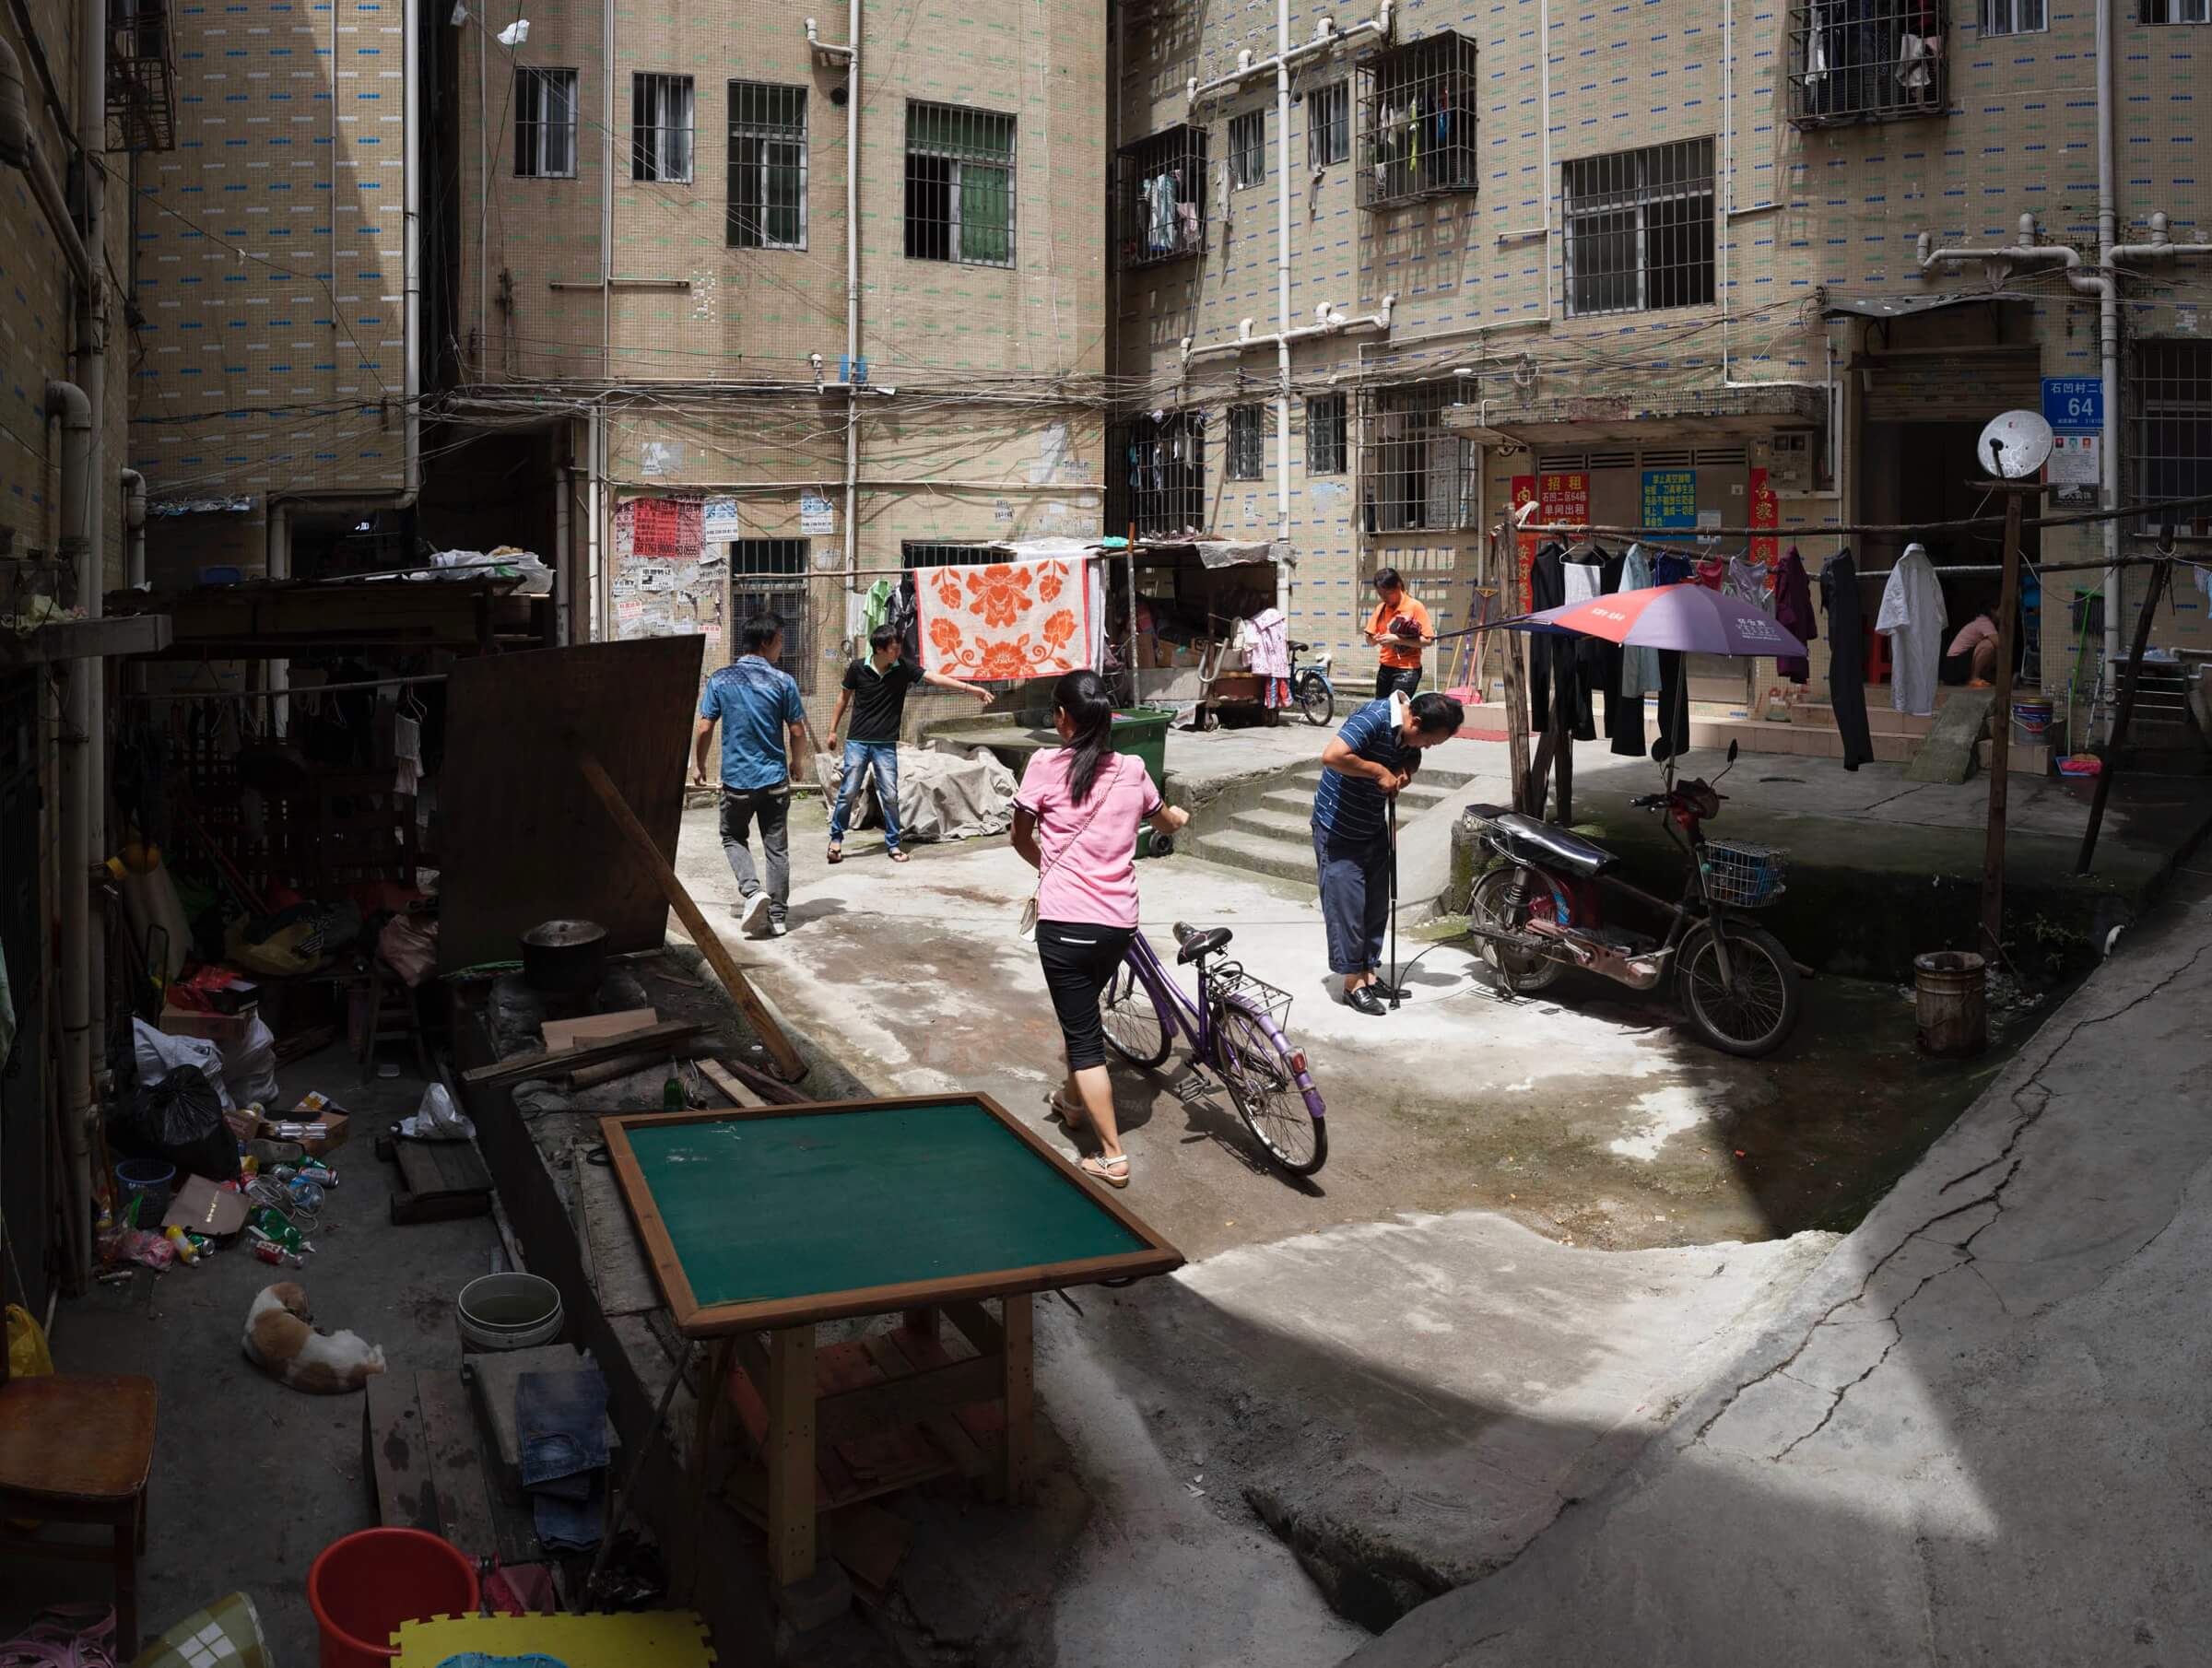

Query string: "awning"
[1442, 382, 1825, 446]
[1821, 291, 2004, 321]
[1125, 537, 1293, 570]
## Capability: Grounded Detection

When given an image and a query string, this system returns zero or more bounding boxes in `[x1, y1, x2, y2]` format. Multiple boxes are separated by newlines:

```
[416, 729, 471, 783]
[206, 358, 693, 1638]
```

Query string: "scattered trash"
[6, 1300, 53, 1380]
[132, 1017, 235, 1110]
[398, 1082, 476, 1141]
[115, 1053, 240, 1183]
[242, 1282, 387, 1393]
[133, 1592, 273, 1668]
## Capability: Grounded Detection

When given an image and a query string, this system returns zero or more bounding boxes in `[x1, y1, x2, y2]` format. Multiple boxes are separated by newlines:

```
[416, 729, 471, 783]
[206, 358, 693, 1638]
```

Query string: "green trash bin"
[1112, 706, 1172, 856]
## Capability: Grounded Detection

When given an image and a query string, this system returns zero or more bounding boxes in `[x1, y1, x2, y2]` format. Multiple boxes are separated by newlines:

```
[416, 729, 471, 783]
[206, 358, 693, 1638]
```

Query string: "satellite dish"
[1978, 409, 2054, 479]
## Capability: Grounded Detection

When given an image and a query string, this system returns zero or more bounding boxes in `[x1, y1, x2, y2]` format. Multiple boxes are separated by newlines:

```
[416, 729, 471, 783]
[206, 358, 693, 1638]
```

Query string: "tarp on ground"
[811, 745, 1018, 842]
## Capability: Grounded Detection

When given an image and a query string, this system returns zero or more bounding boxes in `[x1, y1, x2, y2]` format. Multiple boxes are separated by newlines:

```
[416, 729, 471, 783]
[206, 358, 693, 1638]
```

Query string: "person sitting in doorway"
[1312, 689, 1465, 1016]
[826, 625, 993, 865]
[1361, 567, 1436, 700]
[1944, 608, 2000, 688]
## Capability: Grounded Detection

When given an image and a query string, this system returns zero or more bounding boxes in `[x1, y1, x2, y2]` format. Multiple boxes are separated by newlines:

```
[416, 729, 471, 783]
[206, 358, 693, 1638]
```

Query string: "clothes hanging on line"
[1527, 542, 1595, 741]
[1821, 549, 1875, 769]
[1875, 540, 1947, 717]
[1619, 545, 1660, 701]
[1653, 552, 1695, 586]
[1241, 608, 1292, 682]
[1772, 546, 1817, 683]
[1594, 549, 1645, 758]
[1724, 554, 1772, 608]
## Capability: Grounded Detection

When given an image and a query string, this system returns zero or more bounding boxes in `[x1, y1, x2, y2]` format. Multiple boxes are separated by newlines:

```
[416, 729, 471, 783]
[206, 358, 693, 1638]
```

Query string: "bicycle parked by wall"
[1098, 922, 1327, 1177]
[1288, 640, 1336, 727]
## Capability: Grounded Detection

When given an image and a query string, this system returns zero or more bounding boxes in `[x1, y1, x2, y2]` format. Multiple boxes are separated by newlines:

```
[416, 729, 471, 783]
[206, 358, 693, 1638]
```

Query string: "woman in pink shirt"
[1013, 670, 1189, 1188]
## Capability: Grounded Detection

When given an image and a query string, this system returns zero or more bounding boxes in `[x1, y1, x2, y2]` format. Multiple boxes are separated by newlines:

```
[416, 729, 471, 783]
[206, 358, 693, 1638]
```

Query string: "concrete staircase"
[1183, 760, 1477, 885]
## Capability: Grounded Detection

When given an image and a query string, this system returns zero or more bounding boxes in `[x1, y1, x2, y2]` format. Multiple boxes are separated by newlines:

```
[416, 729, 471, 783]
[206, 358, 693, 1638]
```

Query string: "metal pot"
[521, 919, 607, 996]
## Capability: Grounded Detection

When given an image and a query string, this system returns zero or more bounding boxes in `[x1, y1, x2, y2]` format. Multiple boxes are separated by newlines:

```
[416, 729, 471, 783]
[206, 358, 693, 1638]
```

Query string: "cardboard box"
[162, 1173, 251, 1239]
[264, 1092, 351, 1157]
[160, 1002, 257, 1044]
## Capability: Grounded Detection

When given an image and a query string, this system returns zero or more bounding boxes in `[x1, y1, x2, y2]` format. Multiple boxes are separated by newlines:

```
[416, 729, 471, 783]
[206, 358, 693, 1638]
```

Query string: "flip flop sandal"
[826, 845, 842, 863]
[888, 850, 911, 863]
[1080, 1153, 1131, 1189]
[1047, 1092, 1089, 1131]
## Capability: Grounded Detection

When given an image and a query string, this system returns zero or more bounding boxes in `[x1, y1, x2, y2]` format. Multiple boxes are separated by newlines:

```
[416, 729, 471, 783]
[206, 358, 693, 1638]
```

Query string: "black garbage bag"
[117, 1063, 241, 1182]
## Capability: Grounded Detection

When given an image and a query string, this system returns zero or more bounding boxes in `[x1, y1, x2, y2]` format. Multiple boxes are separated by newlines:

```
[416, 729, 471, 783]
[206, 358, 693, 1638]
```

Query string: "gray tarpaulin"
[811, 745, 1018, 842]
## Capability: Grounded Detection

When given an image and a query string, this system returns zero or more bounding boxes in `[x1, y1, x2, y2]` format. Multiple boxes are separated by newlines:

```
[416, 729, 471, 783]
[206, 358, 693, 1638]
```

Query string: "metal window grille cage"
[905, 101, 1018, 267]
[1703, 841, 1789, 908]
[1210, 961, 1296, 1033]
[1117, 124, 1209, 268]
[1786, 0, 1948, 127]
[514, 67, 579, 178]
[728, 82, 807, 250]
[732, 539, 813, 690]
[631, 74, 694, 183]
[1357, 31, 1480, 208]
[1562, 138, 1716, 318]
[1306, 80, 1350, 169]
[1110, 412, 1207, 537]
[1359, 384, 1477, 532]
[2142, 0, 2208, 18]
[1227, 405, 1266, 480]
[1229, 110, 1266, 190]
[106, 0, 178, 151]
[902, 542, 990, 570]
[2133, 340, 2212, 537]
[1979, 0, 2044, 33]
[1306, 394, 1347, 475]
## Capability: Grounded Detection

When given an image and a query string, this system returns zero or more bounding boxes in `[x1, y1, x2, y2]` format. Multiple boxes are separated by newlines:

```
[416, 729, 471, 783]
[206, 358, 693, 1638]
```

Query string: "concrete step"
[1225, 805, 1315, 842]
[1682, 714, 1919, 765]
[1253, 782, 1453, 824]
[1184, 827, 1321, 886]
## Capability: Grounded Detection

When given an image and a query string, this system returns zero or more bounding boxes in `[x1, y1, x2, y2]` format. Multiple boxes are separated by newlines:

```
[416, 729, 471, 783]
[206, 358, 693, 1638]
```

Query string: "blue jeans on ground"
[830, 740, 902, 851]
[1312, 824, 1393, 976]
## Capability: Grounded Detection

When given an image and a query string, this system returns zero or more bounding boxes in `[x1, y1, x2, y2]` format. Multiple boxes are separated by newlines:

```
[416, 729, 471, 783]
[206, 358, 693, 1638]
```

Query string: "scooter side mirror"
[1726, 739, 1740, 764]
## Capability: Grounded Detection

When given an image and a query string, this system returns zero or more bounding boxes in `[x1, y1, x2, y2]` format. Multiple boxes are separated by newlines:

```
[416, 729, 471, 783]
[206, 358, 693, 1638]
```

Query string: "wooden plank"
[863, 1334, 987, 1483]
[766, 1328, 818, 1585]
[575, 751, 807, 1084]
[543, 1008, 660, 1052]
[717, 1056, 809, 1106]
[815, 1354, 1003, 1449]
[940, 1300, 1003, 1357]
[415, 1369, 500, 1561]
[877, 1323, 1002, 1462]
[463, 1019, 706, 1087]
[1001, 1293, 1035, 1505]
[695, 1059, 766, 1108]
[572, 1148, 665, 1318]
[440, 638, 703, 969]
[363, 1374, 438, 1531]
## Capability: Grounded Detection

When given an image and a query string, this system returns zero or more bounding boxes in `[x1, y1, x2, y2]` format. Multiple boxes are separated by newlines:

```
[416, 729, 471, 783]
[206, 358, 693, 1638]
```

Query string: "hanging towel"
[913, 554, 1094, 680]
[1875, 541, 1947, 716]
[1772, 546, 1817, 683]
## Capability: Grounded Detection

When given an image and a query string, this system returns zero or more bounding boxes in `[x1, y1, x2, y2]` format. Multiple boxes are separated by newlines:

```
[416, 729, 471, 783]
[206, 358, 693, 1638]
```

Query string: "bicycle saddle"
[1176, 926, 1234, 964]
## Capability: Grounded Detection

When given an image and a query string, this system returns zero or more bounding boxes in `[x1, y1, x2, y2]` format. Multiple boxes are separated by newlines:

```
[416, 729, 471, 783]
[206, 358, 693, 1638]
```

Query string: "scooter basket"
[1703, 841, 1788, 907]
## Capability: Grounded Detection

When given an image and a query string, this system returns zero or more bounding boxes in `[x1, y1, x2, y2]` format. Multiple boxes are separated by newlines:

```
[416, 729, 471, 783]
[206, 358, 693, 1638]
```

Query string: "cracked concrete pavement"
[1346, 868, 2212, 1668]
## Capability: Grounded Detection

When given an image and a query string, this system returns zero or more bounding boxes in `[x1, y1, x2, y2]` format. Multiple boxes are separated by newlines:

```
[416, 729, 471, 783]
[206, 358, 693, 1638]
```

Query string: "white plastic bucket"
[455, 1272, 563, 1352]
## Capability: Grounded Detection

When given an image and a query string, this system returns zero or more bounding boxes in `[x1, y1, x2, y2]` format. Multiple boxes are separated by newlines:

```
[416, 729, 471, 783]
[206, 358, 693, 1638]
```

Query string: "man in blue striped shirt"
[1312, 690, 1465, 1016]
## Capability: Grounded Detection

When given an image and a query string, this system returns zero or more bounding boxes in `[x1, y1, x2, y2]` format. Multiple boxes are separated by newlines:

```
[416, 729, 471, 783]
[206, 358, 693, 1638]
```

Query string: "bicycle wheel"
[1213, 998, 1326, 1177]
[1467, 868, 1563, 993]
[1677, 921, 1802, 1059]
[1100, 959, 1172, 1067]
[1298, 672, 1335, 727]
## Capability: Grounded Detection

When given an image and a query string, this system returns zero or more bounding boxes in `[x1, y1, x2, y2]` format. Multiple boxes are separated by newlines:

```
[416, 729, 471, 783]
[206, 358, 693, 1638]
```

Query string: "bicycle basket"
[1702, 841, 1788, 908]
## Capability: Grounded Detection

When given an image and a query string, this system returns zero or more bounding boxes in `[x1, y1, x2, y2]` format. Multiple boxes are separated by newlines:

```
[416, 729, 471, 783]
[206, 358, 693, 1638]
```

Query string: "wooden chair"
[359, 954, 432, 1082]
[0, 1375, 157, 1657]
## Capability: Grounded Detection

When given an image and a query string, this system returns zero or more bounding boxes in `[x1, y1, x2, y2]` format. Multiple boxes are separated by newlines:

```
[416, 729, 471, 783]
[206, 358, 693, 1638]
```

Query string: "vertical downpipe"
[1275, 0, 1293, 614]
[2095, 0, 2122, 729]
[47, 379, 93, 1296]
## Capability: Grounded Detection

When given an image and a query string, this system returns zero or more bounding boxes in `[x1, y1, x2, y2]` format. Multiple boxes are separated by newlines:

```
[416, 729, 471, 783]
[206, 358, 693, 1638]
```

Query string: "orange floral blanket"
[915, 556, 1093, 680]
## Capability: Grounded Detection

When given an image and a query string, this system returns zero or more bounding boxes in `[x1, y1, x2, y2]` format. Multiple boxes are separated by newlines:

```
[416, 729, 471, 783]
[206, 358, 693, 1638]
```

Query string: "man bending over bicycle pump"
[1312, 690, 1465, 1016]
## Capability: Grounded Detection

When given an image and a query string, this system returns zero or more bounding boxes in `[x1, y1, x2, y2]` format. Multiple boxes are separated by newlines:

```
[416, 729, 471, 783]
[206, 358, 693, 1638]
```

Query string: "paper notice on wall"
[702, 497, 740, 540]
[629, 497, 703, 559]
[799, 493, 836, 536]
[2050, 434, 2099, 507]
[612, 500, 636, 562]
[641, 440, 684, 478]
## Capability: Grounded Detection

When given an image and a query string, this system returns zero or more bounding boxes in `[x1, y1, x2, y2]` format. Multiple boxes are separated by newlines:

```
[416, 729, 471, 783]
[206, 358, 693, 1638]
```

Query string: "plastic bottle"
[164, 1226, 201, 1265]
[288, 1179, 325, 1212]
[251, 1239, 304, 1269]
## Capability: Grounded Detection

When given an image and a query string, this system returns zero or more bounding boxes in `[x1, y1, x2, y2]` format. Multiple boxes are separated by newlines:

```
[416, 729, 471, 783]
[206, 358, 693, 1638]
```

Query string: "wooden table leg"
[900, 1306, 938, 1338]
[683, 1338, 735, 1601]
[1000, 1293, 1035, 1506]
[114, 1499, 140, 1659]
[765, 1325, 818, 1585]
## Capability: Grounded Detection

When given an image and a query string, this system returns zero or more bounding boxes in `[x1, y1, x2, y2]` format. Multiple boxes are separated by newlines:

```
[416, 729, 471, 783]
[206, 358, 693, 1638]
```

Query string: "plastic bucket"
[307, 1527, 479, 1667]
[1914, 951, 1988, 1058]
[113, 1158, 176, 1228]
[2010, 699, 2053, 749]
[455, 1272, 563, 1352]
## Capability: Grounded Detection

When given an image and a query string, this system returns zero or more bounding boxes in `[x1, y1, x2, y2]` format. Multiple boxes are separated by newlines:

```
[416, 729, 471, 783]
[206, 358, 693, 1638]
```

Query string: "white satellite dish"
[1978, 409, 2054, 479]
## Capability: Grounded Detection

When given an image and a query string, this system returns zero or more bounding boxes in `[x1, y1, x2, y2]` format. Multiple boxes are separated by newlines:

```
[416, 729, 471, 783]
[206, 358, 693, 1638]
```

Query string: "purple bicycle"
[1098, 922, 1328, 1178]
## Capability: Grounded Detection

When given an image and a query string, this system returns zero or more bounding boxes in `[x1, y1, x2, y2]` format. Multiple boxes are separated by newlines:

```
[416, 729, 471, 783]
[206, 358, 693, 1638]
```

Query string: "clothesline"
[1511, 487, 2212, 545]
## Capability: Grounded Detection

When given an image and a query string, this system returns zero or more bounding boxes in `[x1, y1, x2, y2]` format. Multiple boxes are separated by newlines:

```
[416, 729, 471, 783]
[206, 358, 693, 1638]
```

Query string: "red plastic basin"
[307, 1527, 480, 1667]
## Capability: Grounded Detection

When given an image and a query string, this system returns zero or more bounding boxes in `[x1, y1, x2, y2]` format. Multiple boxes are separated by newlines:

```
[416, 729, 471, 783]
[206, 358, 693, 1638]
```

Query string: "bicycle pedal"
[1171, 1073, 1214, 1100]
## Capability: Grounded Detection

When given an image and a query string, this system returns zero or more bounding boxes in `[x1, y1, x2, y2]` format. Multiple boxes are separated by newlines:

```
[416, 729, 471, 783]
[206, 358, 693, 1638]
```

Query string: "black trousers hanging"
[1821, 551, 1874, 770]
[1651, 652, 1690, 762]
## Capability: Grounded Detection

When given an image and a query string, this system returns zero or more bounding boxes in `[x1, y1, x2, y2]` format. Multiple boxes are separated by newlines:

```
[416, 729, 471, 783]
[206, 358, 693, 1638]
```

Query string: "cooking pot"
[521, 919, 607, 996]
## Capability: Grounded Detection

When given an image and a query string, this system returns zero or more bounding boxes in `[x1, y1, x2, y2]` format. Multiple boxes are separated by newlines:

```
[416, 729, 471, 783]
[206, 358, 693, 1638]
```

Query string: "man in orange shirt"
[1363, 567, 1435, 700]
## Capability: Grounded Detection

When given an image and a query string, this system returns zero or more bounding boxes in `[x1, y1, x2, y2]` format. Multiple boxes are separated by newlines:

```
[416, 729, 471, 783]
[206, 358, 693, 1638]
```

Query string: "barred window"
[2134, 342, 2212, 534]
[1306, 394, 1347, 475]
[514, 67, 578, 179]
[1227, 406, 1265, 479]
[1229, 111, 1265, 190]
[903, 542, 990, 570]
[728, 82, 806, 250]
[631, 74, 694, 183]
[1980, 0, 2045, 32]
[733, 540, 811, 689]
[906, 102, 1017, 267]
[1788, 0, 1950, 124]
[1117, 124, 1208, 269]
[1562, 138, 1715, 318]
[1307, 81, 1349, 169]
[2142, 0, 2207, 18]
[1112, 413, 1207, 538]
[1358, 31, 1479, 207]
[1360, 385, 1477, 533]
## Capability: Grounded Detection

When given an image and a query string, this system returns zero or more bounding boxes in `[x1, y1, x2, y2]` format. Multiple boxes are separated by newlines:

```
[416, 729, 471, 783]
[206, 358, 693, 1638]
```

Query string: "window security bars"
[1112, 413, 1208, 537]
[729, 82, 807, 250]
[906, 102, 1017, 267]
[2134, 342, 2212, 534]
[1307, 80, 1350, 169]
[1229, 111, 1266, 190]
[1227, 406, 1265, 479]
[1787, 0, 1948, 126]
[631, 74, 694, 183]
[514, 67, 578, 179]
[1359, 385, 1477, 533]
[1117, 124, 1209, 268]
[1980, 0, 2044, 33]
[903, 542, 991, 570]
[1306, 394, 1347, 475]
[1562, 138, 1715, 318]
[2141, 0, 2206, 19]
[733, 540, 811, 689]
[1358, 31, 1479, 208]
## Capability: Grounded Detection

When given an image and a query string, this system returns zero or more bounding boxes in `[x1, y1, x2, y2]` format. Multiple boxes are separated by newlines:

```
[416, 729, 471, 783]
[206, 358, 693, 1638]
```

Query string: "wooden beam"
[0, 614, 171, 665]
[1000, 1293, 1035, 1505]
[695, 1058, 768, 1108]
[813, 1353, 1003, 1448]
[576, 751, 808, 1084]
[461, 1018, 707, 1087]
[765, 1328, 818, 1585]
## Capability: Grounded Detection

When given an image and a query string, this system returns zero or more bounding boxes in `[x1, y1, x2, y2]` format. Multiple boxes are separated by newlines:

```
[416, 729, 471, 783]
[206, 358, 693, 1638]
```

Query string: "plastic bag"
[220, 1015, 279, 1110]
[118, 1064, 241, 1183]
[398, 1082, 476, 1141]
[6, 1303, 53, 1380]
[377, 914, 439, 987]
[131, 1017, 233, 1111]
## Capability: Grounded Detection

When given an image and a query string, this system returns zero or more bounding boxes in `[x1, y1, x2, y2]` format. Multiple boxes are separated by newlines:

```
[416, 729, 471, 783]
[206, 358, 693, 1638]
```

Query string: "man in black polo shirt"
[827, 625, 992, 863]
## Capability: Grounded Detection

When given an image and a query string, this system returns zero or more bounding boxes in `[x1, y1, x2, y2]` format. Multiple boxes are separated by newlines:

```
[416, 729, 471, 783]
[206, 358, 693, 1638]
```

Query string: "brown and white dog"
[241, 1282, 387, 1393]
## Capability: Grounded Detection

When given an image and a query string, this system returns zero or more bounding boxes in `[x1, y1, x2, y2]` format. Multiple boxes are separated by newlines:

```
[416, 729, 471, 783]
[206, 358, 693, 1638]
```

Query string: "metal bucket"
[2010, 698, 2054, 749]
[1914, 951, 1988, 1057]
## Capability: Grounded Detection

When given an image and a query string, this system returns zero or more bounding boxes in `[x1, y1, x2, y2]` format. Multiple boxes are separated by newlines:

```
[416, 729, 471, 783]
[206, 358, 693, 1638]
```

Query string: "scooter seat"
[1492, 812, 1618, 878]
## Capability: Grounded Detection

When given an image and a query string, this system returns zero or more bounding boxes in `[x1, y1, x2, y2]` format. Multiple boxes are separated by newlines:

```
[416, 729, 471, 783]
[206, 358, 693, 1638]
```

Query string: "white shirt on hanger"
[1875, 542, 1947, 716]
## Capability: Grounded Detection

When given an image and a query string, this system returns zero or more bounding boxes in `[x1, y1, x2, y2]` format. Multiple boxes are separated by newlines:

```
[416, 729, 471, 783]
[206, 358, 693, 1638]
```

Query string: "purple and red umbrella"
[1512, 583, 1806, 660]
